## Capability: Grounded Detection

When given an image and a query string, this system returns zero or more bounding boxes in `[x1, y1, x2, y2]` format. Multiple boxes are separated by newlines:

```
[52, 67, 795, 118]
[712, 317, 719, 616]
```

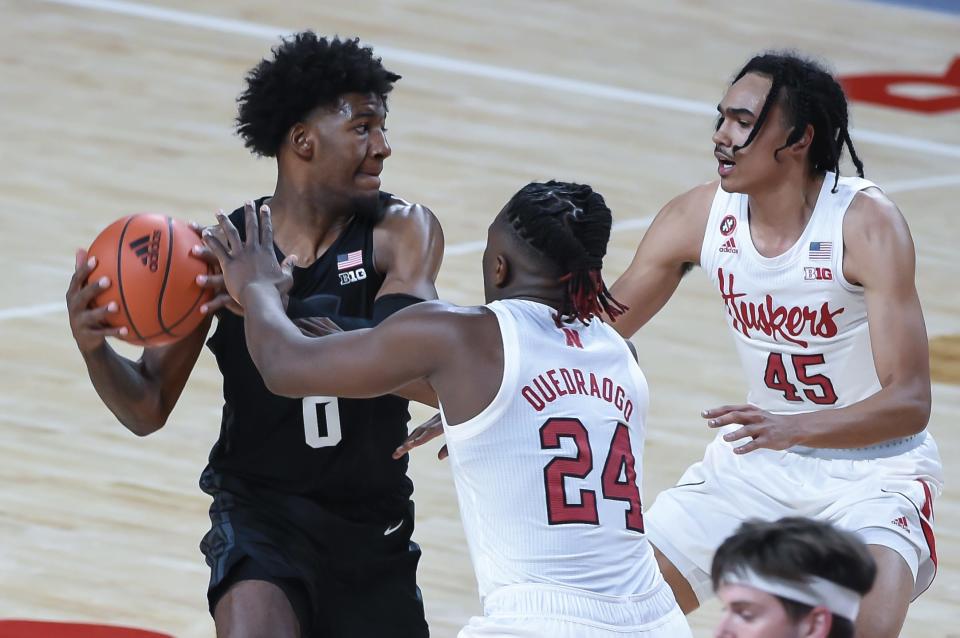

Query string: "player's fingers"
[196, 272, 225, 292]
[68, 252, 95, 296]
[705, 410, 757, 428]
[438, 444, 449, 461]
[86, 325, 129, 339]
[201, 293, 239, 316]
[723, 425, 758, 442]
[87, 301, 120, 324]
[259, 204, 274, 247]
[73, 274, 111, 310]
[242, 200, 259, 248]
[734, 438, 762, 454]
[187, 220, 209, 238]
[190, 243, 222, 268]
[391, 417, 443, 458]
[702, 404, 751, 418]
[217, 209, 244, 253]
[203, 228, 230, 262]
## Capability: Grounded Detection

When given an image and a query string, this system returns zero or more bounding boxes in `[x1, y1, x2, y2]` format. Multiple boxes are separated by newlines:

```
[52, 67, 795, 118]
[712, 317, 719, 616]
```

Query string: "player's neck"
[746, 170, 825, 239]
[265, 184, 355, 264]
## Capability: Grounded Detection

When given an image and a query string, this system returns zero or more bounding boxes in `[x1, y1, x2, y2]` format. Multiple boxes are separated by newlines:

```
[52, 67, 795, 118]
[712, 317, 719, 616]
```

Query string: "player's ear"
[789, 123, 814, 154]
[289, 123, 313, 160]
[799, 607, 831, 638]
[493, 254, 510, 288]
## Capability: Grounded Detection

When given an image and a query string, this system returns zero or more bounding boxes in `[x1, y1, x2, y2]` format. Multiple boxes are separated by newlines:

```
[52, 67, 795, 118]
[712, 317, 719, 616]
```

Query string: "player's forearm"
[239, 283, 306, 392]
[793, 379, 930, 448]
[81, 343, 169, 435]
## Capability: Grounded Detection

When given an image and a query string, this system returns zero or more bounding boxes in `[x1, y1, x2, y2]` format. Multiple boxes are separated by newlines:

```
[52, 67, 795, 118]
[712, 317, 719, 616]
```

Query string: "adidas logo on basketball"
[129, 230, 162, 272]
[719, 236, 738, 254]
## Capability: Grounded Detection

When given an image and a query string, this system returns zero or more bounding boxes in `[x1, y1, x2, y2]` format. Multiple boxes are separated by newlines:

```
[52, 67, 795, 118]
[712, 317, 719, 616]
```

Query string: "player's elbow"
[902, 378, 931, 435]
[257, 357, 300, 398]
[119, 412, 168, 437]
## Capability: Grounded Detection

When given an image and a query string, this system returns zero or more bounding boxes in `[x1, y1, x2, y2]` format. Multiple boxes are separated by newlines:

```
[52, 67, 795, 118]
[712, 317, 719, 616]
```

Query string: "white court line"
[0, 302, 65, 321]
[40, 0, 960, 159]
[885, 174, 960, 193]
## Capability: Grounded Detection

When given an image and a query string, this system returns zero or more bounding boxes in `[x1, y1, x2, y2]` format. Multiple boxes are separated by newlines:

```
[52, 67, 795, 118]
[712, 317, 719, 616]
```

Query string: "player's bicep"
[850, 199, 929, 388]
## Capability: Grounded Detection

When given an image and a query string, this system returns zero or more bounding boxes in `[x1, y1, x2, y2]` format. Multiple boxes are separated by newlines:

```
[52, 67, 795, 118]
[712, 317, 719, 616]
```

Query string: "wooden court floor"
[1, 0, 957, 635]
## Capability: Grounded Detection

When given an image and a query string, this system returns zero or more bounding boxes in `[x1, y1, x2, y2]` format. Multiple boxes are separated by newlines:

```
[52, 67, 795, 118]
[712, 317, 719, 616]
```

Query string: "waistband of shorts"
[482, 581, 679, 627]
[787, 431, 927, 460]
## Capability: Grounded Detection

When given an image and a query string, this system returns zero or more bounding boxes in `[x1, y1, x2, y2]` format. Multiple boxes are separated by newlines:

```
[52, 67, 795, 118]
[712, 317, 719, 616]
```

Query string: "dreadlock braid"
[732, 51, 865, 192]
[504, 181, 628, 326]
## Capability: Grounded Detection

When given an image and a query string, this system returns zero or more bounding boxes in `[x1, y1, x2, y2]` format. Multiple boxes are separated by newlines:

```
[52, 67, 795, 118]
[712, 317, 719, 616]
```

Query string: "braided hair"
[503, 181, 627, 325]
[729, 52, 864, 192]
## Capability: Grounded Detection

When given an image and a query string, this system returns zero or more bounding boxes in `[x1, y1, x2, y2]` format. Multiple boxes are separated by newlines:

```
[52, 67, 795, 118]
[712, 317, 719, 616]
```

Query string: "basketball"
[86, 214, 213, 347]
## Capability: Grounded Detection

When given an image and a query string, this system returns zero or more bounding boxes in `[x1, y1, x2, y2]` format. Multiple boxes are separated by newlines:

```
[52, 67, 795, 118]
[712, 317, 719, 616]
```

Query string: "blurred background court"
[1, 0, 957, 635]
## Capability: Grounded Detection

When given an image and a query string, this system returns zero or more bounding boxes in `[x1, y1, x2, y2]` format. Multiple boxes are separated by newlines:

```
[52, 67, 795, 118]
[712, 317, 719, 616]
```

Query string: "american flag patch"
[808, 241, 832, 260]
[337, 250, 363, 271]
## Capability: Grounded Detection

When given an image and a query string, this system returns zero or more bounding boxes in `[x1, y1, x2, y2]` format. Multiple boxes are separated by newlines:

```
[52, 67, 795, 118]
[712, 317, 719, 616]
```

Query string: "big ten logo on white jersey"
[521, 368, 644, 533]
[338, 267, 367, 286]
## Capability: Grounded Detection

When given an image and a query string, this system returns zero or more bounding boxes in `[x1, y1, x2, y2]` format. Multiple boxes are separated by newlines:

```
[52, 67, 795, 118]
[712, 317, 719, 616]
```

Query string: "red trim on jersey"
[918, 479, 937, 568]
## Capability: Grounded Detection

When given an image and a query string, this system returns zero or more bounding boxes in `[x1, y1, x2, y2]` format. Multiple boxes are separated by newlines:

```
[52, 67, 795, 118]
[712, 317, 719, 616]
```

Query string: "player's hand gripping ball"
[86, 214, 213, 346]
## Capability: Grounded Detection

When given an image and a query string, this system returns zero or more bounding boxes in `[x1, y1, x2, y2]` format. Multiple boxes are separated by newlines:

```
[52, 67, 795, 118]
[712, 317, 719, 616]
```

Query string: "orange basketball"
[87, 214, 213, 347]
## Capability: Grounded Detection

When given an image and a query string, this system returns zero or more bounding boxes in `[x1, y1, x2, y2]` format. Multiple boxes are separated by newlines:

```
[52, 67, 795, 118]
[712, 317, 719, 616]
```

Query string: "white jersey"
[440, 299, 661, 602]
[701, 175, 884, 420]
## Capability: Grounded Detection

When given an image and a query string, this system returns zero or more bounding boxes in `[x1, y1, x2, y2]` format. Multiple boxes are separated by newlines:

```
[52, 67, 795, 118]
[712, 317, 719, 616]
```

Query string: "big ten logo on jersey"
[804, 266, 833, 281]
[337, 249, 366, 285]
[339, 267, 367, 286]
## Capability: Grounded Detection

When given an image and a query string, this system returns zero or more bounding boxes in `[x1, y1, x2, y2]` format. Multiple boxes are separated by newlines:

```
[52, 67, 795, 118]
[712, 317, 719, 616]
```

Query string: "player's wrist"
[787, 412, 816, 447]
[238, 281, 282, 308]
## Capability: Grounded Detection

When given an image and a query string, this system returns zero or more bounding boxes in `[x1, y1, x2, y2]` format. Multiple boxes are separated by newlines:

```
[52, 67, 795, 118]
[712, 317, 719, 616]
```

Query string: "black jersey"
[204, 195, 412, 522]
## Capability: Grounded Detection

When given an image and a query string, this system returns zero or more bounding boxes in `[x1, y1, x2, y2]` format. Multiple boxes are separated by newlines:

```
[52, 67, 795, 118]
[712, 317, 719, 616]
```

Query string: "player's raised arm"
[608, 184, 713, 337]
[205, 204, 452, 399]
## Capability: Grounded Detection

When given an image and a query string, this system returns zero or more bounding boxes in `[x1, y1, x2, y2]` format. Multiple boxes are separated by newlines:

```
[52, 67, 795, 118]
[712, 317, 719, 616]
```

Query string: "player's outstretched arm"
[706, 190, 931, 452]
[608, 184, 713, 337]
[205, 204, 452, 399]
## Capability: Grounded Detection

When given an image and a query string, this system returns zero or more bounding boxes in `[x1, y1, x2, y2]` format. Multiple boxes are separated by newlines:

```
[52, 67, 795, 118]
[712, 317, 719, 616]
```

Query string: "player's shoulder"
[666, 180, 718, 213]
[654, 180, 717, 228]
[377, 194, 440, 231]
[844, 185, 910, 243]
[390, 300, 495, 344]
[393, 299, 489, 321]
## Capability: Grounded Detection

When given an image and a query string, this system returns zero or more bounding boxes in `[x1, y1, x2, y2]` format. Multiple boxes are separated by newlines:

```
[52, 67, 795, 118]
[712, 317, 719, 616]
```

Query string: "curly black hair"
[236, 32, 401, 157]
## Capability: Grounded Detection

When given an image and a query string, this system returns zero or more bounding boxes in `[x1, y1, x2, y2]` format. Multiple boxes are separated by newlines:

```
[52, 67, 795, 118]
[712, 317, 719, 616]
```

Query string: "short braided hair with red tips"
[504, 181, 627, 326]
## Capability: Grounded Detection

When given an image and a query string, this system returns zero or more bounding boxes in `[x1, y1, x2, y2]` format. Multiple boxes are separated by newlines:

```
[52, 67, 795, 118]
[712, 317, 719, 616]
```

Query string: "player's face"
[714, 585, 810, 638]
[712, 73, 795, 194]
[304, 92, 391, 210]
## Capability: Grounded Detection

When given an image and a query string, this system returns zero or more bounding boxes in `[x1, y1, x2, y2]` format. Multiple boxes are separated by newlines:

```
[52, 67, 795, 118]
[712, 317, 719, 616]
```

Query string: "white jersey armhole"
[700, 183, 731, 280]
[439, 302, 519, 441]
[835, 177, 879, 294]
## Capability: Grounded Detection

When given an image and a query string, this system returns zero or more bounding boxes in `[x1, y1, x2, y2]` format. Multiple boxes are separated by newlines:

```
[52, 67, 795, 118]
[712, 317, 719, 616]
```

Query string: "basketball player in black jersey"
[65, 33, 442, 638]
